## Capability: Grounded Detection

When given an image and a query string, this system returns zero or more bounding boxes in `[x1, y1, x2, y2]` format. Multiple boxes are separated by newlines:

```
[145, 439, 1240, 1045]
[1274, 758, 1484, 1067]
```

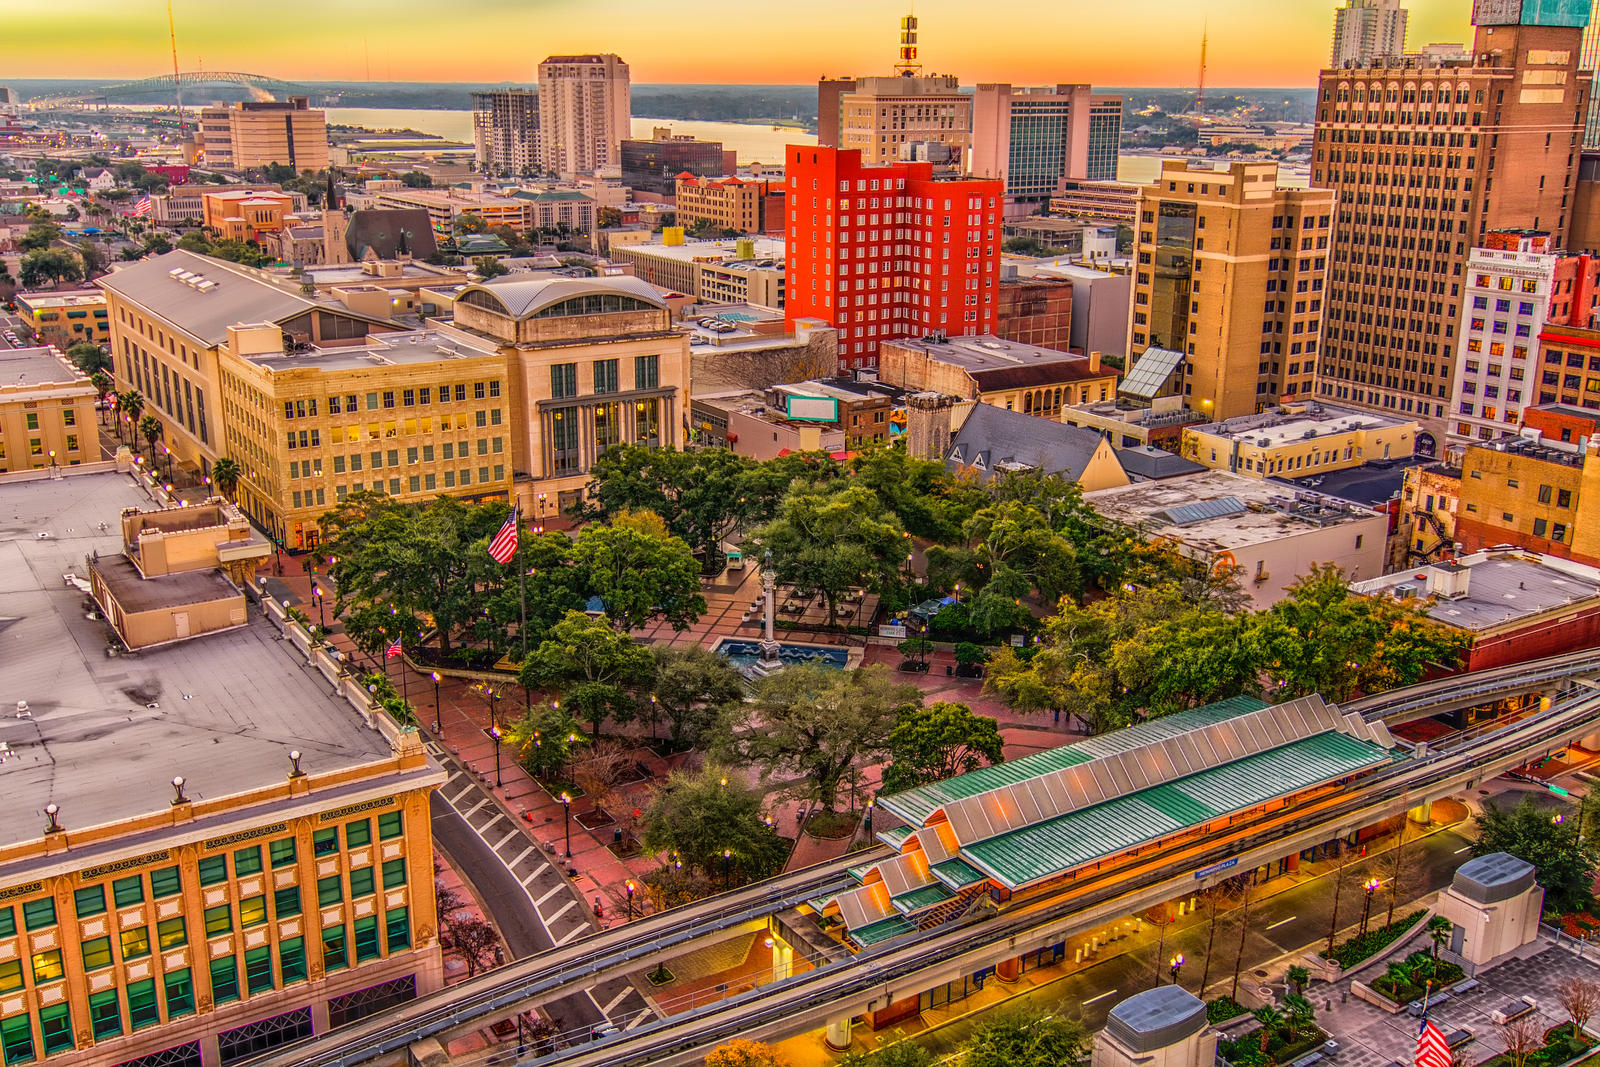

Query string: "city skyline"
[8, 0, 1484, 88]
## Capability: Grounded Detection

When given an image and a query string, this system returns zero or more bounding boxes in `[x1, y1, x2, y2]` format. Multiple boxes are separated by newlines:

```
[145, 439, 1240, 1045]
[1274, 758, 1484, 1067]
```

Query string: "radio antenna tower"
[895, 9, 922, 77]
[1195, 20, 1208, 113]
[168, 1, 186, 135]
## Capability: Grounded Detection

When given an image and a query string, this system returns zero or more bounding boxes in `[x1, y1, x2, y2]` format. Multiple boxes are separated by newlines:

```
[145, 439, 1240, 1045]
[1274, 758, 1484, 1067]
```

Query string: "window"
[127, 978, 159, 1030]
[550, 364, 578, 399]
[234, 846, 263, 876]
[274, 886, 301, 919]
[1538, 484, 1554, 504]
[0, 909, 12, 938]
[245, 947, 274, 995]
[150, 866, 182, 899]
[157, 916, 186, 949]
[322, 926, 347, 973]
[1534, 518, 1549, 537]
[30, 951, 61, 986]
[593, 359, 619, 394]
[112, 876, 144, 908]
[38, 1006, 70, 1056]
[88, 990, 121, 1041]
[313, 829, 339, 856]
[210, 955, 240, 1005]
[634, 355, 659, 390]
[270, 837, 297, 868]
[345, 819, 371, 849]
[71, 886, 105, 919]
[119, 926, 150, 961]
[0, 961, 20, 995]
[199, 856, 228, 886]
[280, 937, 307, 985]
[1559, 489, 1573, 507]
[0, 1013, 34, 1065]
[80, 937, 113, 971]
[353, 916, 381, 962]
[204, 905, 232, 938]
[385, 907, 410, 953]
[349, 867, 375, 898]
[1554, 523, 1569, 542]
[239, 896, 268, 929]
[22, 899, 54, 931]
[164, 967, 195, 1019]
[382, 859, 407, 889]
[317, 876, 343, 907]
[378, 811, 404, 840]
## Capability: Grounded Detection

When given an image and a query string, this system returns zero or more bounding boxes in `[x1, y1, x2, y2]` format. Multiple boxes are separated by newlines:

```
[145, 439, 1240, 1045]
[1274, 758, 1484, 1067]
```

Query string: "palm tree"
[1254, 1007, 1284, 1054]
[138, 415, 161, 465]
[118, 391, 144, 445]
[1286, 964, 1311, 994]
[89, 372, 111, 422]
[1427, 916, 1452, 960]
[1284, 994, 1315, 1042]
[209, 457, 241, 501]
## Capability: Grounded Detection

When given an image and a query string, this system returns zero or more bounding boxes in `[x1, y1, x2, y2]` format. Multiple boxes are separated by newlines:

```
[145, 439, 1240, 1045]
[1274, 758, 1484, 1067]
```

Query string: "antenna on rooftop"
[1195, 19, 1208, 113]
[895, 9, 923, 77]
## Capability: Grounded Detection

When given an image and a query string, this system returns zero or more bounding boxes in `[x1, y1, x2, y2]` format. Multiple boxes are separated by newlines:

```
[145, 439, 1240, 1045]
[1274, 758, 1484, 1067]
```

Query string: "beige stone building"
[197, 98, 329, 172]
[538, 54, 631, 177]
[1180, 402, 1418, 479]
[368, 188, 530, 235]
[673, 175, 783, 235]
[835, 76, 971, 169]
[1128, 160, 1333, 422]
[877, 334, 1117, 417]
[0, 472, 443, 1067]
[449, 275, 690, 513]
[0, 346, 98, 473]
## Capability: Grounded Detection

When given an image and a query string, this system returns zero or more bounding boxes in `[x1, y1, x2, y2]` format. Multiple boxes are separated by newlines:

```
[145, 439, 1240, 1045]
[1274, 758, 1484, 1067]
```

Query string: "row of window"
[284, 383, 501, 420]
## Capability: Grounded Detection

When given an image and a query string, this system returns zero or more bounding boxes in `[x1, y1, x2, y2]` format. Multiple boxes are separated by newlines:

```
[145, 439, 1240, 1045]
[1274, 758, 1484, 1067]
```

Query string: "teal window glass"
[273, 886, 301, 919]
[38, 1006, 71, 1055]
[382, 859, 406, 889]
[353, 916, 380, 962]
[233, 846, 263, 876]
[385, 907, 410, 953]
[21, 900, 53, 932]
[126, 978, 159, 1030]
[0, 908, 13, 938]
[72, 887, 105, 919]
[80, 937, 112, 972]
[317, 876, 342, 907]
[270, 838, 297, 868]
[149, 866, 182, 898]
[197, 856, 228, 886]
[344, 819, 371, 848]
[280, 937, 307, 985]
[203, 905, 231, 937]
[87, 989, 121, 1040]
[209, 955, 239, 1005]
[349, 867, 374, 897]
[0, 1014, 34, 1065]
[164, 968, 194, 1019]
[111, 876, 144, 908]
[321, 926, 346, 973]
[244, 947, 273, 995]
[378, 811, 403, 840]
[312, 829, 338, 856]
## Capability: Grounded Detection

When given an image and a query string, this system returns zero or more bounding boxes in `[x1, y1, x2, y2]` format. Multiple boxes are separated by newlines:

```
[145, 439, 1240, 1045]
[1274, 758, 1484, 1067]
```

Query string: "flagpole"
[1420, 978, 1432, 1021]
[516, 504, 529, 712]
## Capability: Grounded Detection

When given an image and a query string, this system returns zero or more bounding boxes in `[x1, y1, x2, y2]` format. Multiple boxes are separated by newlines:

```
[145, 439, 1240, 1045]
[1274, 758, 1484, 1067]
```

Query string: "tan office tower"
[537, 54, 631, 177]
[836, 75, 971, 168]
[198, 98, 329, 172]
[1312, 1, 1592, 453]
[817, 77, 858, 146]
[1127, 160, 1334, 421]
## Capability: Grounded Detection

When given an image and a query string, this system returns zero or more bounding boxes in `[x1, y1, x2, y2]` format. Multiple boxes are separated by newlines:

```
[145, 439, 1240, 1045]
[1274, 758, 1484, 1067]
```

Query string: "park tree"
[570, 522, 706, 631]
[640, 766, 788, 884]
[208, 457, 241, 500]
[88, 372, 112, 418]
[646, 645, 745, 749]
[138, 414, 162, 462]
[175, 231, 212, 254]
[519, 610, 654, 736]
[704, 1039, 787, 1067]
[1250, 564, 1467, 701]
[454, 212, 487, 234]
[1473, 796, 1599, 913]
[66, 342, 110, 375]
[581, 445, 760, 568]
[18, 219, 61, 252]
[724, 664, 921, 812]
[750, 481, 908, 627]
[473, 257, 508, 279]
[400, 170, 433, 188]
[501, 702, 588, 781]
[962, 501, 1083, 604]
[849, 447, 987, 543]
[964, 1012, 1089, 1067]
[76, 239, 106, 278]
[115, 390, 144, 444]
[879, 701, 1005, 795]
[1558, 976, 1600, 1034]
[19, 248, 83, 288]
[838, 1046, 933, 1067]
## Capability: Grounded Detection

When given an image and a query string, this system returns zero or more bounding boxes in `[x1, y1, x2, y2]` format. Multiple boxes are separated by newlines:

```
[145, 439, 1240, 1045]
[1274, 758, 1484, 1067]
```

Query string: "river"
[323, 108, 1308, 184]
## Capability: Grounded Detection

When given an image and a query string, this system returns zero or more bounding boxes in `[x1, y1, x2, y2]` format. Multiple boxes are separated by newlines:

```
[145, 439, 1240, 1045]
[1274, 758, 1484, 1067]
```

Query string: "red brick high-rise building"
[784, 145, 1003, 369]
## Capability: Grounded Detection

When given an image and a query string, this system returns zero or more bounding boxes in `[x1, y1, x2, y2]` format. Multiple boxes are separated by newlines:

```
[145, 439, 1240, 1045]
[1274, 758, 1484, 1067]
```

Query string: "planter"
[1351, 979, 1408, 1015]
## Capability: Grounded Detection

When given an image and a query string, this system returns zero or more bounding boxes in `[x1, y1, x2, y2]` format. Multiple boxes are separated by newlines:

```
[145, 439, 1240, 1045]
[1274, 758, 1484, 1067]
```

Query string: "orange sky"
[7, 0, 1482, 87]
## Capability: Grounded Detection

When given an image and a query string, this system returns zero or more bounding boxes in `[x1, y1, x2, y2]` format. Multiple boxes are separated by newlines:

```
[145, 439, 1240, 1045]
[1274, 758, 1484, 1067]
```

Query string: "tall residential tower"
[537, 54, 631, 178]
[1331, 0, 1410, 67]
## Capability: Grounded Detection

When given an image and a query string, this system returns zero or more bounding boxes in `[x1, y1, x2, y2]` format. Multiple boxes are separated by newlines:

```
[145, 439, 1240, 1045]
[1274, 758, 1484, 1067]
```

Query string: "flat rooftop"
[886, 334, 1095, 372]
[619, 236, 784, 266]
[242, 325, 498, 372]
[0, 346, 87, 388]
[1192, 403, 1412, 449]
[1352, 550, 1600, 632]
[0, 470, 397, 849]
[1085, 469, 1381, 552]
[15, 290, 103, 310]
[1268, 456, 1431, 507]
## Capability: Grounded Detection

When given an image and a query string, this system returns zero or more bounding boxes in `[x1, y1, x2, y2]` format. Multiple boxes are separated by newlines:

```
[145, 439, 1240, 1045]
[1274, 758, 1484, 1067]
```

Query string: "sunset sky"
[7, 0, 1484, 88]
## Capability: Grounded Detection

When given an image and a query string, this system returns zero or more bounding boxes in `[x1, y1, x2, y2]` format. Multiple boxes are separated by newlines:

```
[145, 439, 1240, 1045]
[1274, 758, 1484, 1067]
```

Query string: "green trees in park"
[964, 1012, 1090, 1067]
[19, 248, 83, 288]
[570, 521, 706, 632]
[645, 645, 745, 749]
[749, 481, 909, 627]
[723, 664, 921, 812]
[1473, 796, 1600, 914]
[519, 611, 654, 737]
[879, 701, 1005, 795]
[640, 766, 788, 884]
[66, 342, 111, 376]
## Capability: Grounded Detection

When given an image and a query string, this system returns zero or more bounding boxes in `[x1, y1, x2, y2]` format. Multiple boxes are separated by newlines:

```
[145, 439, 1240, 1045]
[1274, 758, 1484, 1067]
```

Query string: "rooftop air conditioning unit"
[1393, 583, 1419, 599]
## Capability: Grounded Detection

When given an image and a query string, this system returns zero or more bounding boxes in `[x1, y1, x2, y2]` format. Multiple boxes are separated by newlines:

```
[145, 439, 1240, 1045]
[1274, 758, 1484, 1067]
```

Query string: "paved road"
[427, 743, 655, 1044]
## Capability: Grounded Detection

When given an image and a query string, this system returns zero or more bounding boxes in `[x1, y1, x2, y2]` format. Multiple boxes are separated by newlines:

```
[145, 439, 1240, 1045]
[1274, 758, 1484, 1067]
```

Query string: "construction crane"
[167, 0, 185, 135]
[1195, 21, 1208, 113]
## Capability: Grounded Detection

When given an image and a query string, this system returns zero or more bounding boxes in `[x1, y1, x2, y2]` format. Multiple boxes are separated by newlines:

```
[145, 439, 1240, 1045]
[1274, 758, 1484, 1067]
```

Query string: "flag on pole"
[1416, 1019, 1451, 1067]
[487, 507, 519, 564]
[385, 638, 403, 658]
[129, 196, 152, 218]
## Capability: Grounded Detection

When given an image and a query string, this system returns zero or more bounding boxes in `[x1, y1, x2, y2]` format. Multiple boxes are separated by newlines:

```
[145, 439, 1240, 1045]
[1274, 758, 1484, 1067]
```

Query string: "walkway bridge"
[28, 73, 314, 109]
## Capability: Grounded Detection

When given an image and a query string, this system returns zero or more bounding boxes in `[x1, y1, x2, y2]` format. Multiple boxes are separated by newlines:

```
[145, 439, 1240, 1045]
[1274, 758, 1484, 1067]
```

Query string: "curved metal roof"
[457, 275, 667, 320]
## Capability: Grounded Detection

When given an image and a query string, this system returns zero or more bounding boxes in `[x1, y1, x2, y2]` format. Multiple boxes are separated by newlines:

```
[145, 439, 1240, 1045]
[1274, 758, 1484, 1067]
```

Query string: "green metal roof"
[892, 883, 956, 913]
[878, 695, 1269, 828]
[876, 825, 913, 850]
[849, 915, 918, 947]
[846, 863, 873, 883]
[963, 730, 1390, 890]
[931, 857, 989, 890]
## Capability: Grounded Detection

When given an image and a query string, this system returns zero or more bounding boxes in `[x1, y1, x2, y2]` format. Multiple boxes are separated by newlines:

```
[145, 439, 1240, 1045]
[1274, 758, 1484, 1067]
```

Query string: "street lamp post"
[431, 672, 442, 737]
[1170, 953, 1185, 986]
[625, 880, 636, 921]
[560, 792, 572, 859]
[1361, 877, 1381, 936]
[723, 848, 733, 889]
[312, 585, 325, 629]
[490, 725, 503, 788]
[47, 450, 56, 474]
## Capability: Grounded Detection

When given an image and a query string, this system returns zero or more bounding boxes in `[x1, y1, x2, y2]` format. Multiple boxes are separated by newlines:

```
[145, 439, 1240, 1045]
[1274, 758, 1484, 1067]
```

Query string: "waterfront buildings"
[1331, 0, 1409, 67]
[537, 54, 631, 178]
[673, 175, 784, 235]
[970, 84, 1123, 211]
[471, 89, 541, 178]
[13, 290, 109, 350]
[783, 146, 1002, 370]
[1311, 2, 1593, 446]
[621, 130, 729, 196]
[0, 475, 443, 1067]
[0, 346, 97, 473]
[1128, 160, 1334, 422]
[197, 98, 329, 172]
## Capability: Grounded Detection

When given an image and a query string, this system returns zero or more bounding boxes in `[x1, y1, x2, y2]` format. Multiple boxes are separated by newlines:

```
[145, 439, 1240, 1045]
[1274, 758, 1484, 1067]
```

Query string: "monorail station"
[824, 695, 1404, 949]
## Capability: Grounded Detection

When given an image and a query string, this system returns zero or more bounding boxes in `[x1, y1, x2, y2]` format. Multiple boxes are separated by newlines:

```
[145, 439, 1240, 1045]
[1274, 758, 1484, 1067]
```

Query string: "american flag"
[128, 196, 152, 218]
[385, 638, 403, 658]
[1416, 1019, 1451, 1067]
[487, 507, 519, 564]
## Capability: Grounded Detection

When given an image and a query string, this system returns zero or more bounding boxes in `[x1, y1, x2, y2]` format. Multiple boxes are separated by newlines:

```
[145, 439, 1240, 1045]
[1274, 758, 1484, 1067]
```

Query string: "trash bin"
[945, 665, 953, 676]
[612, 827, 623, 844]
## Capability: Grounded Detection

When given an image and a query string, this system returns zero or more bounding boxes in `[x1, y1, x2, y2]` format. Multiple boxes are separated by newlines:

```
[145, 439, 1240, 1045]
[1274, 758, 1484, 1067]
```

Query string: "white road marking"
[1454, 845, 1473, 854]
[1083, 989, 1118, 1006]
[507, 846, 535, 869]
[602, 988, 633, 1016]
[535, 884, 566, 907]
[1266, 916, 1296, 931]
[626, 1007, 654, 1030]
[557, 924, 589, 946]
[458, 798, 489, 819]
[546, 898, 578, 924]
[490, 829, 518, 852]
